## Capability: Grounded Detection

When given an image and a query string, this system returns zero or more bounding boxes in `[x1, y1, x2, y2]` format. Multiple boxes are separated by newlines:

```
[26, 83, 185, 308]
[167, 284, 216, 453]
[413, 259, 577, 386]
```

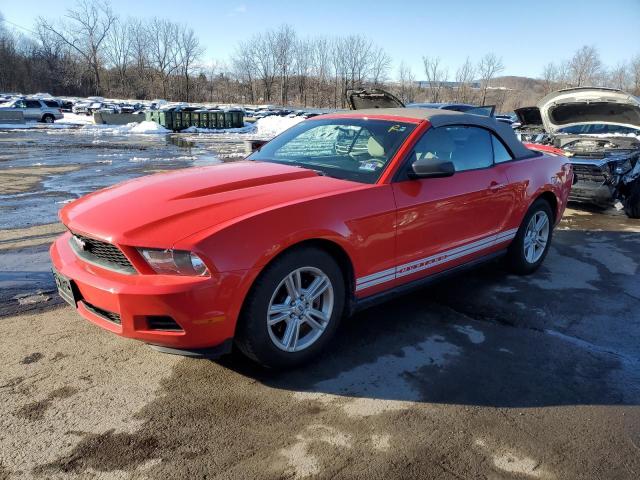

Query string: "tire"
[506, 199, 554, 275]
[235, 246, 345, 369]
[41, 114, 54, 124]
[623, 180, 640, 219]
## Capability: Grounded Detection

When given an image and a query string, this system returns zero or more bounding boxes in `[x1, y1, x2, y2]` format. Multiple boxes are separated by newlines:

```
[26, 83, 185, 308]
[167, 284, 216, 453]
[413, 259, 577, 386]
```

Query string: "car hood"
[60, 161, 366, 248]
[537, 87, 640, 133]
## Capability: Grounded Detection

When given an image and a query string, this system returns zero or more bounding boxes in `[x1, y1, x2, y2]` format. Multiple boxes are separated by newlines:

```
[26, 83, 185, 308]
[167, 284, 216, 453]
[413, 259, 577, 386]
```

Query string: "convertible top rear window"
[248, 118, 416, 183]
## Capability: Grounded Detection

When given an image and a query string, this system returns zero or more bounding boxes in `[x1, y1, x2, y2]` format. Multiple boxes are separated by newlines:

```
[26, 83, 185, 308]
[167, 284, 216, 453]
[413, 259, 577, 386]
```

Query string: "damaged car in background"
[516, 87, 640, 218]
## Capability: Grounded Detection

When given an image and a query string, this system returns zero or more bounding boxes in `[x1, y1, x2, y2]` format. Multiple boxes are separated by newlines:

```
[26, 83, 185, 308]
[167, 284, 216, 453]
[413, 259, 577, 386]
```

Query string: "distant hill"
[489, 76, 547, 95]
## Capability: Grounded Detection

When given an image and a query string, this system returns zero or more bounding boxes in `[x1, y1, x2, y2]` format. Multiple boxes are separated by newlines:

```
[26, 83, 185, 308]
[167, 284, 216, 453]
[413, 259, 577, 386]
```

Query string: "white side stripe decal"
[355, 228, 518, 292]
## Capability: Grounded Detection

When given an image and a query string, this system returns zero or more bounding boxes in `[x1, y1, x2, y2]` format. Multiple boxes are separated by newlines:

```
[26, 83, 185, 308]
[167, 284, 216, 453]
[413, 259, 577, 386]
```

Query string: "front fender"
[173, 185, 398, 283]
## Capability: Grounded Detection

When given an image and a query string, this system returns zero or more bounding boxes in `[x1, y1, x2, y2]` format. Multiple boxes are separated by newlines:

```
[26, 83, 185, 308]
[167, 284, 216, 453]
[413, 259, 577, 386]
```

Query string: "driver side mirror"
[409, 156, 455, 179]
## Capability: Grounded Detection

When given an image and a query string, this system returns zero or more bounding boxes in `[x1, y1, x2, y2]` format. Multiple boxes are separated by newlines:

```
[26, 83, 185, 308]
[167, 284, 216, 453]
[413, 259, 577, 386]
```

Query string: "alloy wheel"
[523, 211, 550, 263]
[267, 266, 334, 352]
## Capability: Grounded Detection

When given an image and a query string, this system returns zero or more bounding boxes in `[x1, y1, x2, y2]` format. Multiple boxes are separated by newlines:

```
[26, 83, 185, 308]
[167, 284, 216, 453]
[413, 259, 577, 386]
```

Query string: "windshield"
[248, 118, 416, 183]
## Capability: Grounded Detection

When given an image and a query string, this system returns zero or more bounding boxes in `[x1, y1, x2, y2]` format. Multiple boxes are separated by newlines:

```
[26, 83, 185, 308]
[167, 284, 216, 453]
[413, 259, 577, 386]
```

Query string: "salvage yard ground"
[0, 119, 639, 479]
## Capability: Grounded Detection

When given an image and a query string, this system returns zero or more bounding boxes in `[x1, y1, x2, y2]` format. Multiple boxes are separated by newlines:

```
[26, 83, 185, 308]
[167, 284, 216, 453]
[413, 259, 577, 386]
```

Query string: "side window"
[412, 126, 493, 173]
[492, 135, 513, 163]
[25, 100, 42, 108]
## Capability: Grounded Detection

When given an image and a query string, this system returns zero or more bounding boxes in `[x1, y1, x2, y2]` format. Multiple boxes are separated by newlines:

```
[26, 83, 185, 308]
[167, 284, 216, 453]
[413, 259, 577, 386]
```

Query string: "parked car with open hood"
[522, 87, 640, 218]
[51, 107, 572, 368]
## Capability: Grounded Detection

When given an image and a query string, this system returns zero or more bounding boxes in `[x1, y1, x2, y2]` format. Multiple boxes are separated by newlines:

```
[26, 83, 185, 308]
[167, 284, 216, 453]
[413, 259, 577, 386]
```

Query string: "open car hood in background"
[537, 87, 640, 133]
[347, 88, 405, 110]
[514, 106, 543, 127]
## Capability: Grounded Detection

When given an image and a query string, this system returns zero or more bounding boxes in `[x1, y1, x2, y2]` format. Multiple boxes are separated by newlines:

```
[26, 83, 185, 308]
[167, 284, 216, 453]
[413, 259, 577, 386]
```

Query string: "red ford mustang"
[51, 108, 573, 367]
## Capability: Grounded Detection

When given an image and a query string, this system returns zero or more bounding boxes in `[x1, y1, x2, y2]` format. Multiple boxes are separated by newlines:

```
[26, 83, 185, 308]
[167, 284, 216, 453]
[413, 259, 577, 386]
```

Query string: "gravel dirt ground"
[1, 206, 639, 479]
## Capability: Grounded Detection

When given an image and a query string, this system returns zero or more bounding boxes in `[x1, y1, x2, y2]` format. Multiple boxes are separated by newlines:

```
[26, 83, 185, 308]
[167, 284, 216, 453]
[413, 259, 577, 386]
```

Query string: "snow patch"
[78, 121, 170, 135]
[453, 325, 485, 344]
[58, 113, 95, 125]
[255, 115, 304, 137]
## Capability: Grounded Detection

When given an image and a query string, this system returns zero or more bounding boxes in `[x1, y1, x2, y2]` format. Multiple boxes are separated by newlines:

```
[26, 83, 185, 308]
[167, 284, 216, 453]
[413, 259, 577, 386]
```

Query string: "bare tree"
[342, 34, 374, 90]
[631, 55, 640, 95]
[369, 47, 391, 86]
[37, 0, 116, 94]
[608, 62, 630, 91]
[541, 62, 559, 94]
[478, 53, 504, 105]
[231, 42, 257, 103]
[128, 18, 151, 98]
[331, 37, 347, 107]
[569, 45, 602, 86]
[147, 18, 179, 99]
[422, 56, 448, 102]
[294, 38, 312, 106]
[397, 61, 417, 104]
[105, 18, 132, 95]
[310, 36, 331, 107]
[176, 24, 203, 102]
[271, 25, 296, 105]
[250, 32, 278, 102]
[454, 57, 476, 103]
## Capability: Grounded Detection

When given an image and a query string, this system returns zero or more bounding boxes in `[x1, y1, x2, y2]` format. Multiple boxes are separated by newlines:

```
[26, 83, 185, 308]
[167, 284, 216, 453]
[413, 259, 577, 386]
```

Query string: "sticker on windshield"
[359, 161, 380, 171]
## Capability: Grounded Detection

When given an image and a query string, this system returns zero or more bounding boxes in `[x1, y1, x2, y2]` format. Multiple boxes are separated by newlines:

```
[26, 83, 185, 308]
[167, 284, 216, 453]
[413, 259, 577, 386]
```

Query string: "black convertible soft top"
[347, 108, 537, 159]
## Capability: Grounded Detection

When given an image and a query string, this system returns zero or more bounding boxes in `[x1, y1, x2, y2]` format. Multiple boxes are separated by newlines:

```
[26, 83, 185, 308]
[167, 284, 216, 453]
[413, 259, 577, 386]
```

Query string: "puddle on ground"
[0, 130, 250, 229]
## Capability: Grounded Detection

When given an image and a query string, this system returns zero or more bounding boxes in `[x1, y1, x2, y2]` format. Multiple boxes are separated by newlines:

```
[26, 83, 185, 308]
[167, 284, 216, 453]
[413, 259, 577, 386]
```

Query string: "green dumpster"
[195, 109, 208, 128]
[229, 109, 243, 128]
[159, 110, 175, 130]
[211, 110, 224, 129]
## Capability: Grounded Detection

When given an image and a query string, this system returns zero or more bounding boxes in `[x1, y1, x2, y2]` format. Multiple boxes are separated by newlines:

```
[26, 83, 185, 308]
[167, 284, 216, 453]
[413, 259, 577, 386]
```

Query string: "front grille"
[147, 316, 183, 331]
[70, 233, 136, 274]
[83, 301, 121, 325]
[571, 163, 607, 184]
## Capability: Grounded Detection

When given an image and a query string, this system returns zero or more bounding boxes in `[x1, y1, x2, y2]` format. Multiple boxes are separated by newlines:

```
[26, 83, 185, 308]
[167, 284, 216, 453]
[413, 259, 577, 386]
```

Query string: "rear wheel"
[623, 179, 640, 219]
[506, 199, 553, 275]
[235, 247, 345, 369]
[41, 114, 54, 124]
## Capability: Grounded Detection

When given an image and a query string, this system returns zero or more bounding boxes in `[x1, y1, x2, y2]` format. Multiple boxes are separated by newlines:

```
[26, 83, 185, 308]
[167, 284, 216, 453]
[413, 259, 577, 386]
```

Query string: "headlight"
[614, 160, 633, 175]
[138, 248, 209, 276]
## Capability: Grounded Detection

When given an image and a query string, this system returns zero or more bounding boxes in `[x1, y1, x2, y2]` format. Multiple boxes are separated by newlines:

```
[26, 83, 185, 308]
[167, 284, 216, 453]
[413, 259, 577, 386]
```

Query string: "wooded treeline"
[1, 1, 639, 111]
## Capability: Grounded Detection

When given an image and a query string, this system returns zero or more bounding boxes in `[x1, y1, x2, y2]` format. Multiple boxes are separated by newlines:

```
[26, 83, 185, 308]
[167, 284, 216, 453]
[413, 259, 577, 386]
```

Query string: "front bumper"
[50, 232, 252, 351]
[569, 180, 613, 206]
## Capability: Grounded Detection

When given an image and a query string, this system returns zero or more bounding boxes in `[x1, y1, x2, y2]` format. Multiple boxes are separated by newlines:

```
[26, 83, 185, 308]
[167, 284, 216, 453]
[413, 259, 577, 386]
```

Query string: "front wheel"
[506, 199, 553, 275]
[235, 247, 345, 369]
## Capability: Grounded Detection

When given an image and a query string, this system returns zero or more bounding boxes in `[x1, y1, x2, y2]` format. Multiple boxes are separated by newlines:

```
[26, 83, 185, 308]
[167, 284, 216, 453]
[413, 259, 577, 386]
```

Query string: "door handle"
[489, 181, 506, 191]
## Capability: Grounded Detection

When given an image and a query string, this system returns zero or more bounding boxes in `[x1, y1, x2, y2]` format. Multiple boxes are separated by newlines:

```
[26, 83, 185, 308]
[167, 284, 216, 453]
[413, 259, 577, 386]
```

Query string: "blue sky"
[2, 0, 639, 79]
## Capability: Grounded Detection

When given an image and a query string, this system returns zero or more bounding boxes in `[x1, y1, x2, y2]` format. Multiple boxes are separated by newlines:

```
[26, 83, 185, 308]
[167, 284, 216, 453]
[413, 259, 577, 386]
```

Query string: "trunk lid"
[347, 88, 405, 110]
[514, 106, 543, 127]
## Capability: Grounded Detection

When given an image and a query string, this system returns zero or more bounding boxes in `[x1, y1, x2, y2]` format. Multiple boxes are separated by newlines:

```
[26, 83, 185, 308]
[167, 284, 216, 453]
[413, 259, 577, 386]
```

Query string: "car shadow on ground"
[216, 226, 640, 410]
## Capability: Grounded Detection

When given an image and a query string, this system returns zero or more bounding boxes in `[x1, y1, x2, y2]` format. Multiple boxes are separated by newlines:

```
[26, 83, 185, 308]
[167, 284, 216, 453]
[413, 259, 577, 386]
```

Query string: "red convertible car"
[51, 108, 573, 367]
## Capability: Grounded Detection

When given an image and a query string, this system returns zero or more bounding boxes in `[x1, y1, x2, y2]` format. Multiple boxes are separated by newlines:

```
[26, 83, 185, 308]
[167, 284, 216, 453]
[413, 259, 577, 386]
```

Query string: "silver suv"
[0, 99, 64, 123]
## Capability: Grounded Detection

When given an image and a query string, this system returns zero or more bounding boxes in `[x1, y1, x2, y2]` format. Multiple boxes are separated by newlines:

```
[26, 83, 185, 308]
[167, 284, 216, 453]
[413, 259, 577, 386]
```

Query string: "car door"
[24, 100, 42, 121]
[391, 125, 513, 285]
